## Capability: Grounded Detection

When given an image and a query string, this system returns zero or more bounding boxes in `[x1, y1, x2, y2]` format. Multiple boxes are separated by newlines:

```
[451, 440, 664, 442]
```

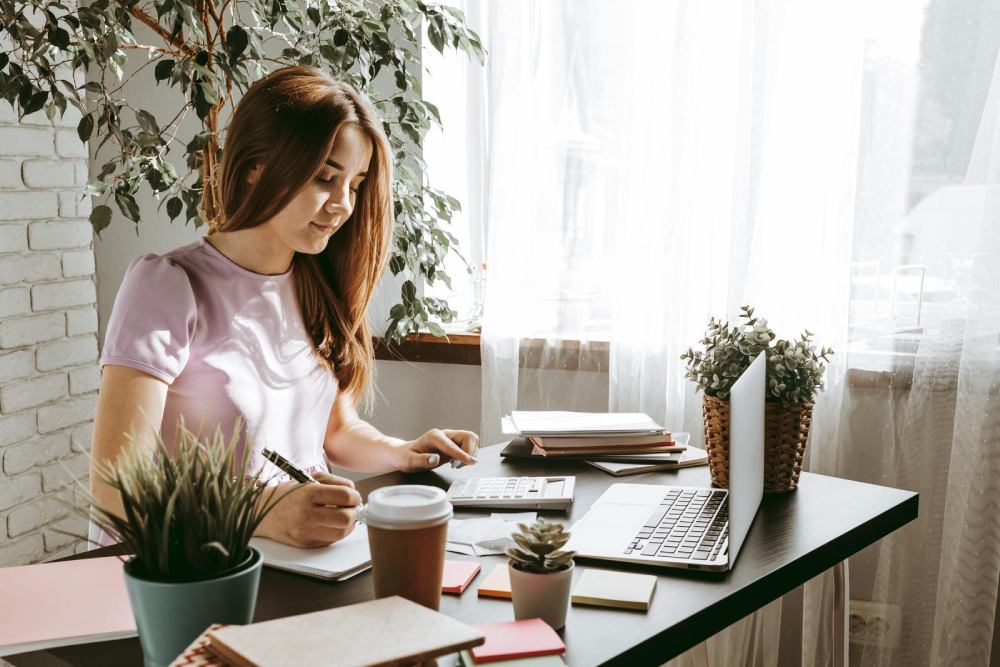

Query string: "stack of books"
[506, 411, 678, 457]
[501, 411, 710, 476]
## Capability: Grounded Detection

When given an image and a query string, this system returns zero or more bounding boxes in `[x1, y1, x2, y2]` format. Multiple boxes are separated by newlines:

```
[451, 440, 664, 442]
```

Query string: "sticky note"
[442, 560, 482, 594]
[570, 568, 657, 611]
[476, 563, 512, 599]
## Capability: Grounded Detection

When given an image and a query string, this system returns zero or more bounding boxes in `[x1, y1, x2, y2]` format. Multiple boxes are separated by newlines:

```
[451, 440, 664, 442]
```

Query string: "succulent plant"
[681, 305, 833, 406]
[505, 518, 576, 574]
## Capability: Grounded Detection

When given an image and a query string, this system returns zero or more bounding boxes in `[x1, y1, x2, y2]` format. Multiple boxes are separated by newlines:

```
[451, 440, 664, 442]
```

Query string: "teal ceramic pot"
[123, 547, 263, 667]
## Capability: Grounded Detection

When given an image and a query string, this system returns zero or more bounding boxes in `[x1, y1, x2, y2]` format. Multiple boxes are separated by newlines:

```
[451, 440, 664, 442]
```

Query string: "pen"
[261, 448, 317, 483]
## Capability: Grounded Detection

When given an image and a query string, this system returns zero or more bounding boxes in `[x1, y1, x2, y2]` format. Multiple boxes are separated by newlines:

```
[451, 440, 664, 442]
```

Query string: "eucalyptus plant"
[0, 0, 484, 342]
[681, 305, 834, 406]
[505, 518, 575, 575]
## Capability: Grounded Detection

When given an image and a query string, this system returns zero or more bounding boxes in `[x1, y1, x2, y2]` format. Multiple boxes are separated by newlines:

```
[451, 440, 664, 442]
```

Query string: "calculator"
[446, 476, 576, 510]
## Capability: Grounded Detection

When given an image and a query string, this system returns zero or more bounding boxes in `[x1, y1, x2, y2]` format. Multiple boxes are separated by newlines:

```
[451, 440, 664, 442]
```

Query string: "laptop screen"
[727, 351, 766, 564]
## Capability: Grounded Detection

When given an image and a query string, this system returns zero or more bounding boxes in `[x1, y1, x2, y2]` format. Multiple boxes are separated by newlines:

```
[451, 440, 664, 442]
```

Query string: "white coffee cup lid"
[362, 485, 453, 530]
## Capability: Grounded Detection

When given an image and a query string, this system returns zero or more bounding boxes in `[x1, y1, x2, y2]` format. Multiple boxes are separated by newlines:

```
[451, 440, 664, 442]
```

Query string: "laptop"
[564, 351, 766, 572]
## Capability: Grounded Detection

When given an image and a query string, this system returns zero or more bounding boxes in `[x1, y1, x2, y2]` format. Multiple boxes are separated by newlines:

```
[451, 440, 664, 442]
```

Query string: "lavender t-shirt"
[94, 238, 338, 546]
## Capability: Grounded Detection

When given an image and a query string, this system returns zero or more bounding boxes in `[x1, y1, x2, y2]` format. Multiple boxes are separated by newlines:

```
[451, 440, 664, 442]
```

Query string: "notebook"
[249, 523, 371, 581]
[443, 560, 482, 594]
[460, 649, 566, 666]
[476, 563, 512, 599]
[0, 556, 137, 657]
[207, 596, 484, 667]
[587, 445, 709, 476]
[469, 618, 565, 664]
[570, 568, 657, 611]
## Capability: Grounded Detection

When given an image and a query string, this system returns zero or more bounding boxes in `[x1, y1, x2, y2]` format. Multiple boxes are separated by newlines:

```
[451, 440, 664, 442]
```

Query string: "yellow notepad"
[477, 563, 512, 599]
[570, 568, 657, 611]
[207, 596, 484, 666]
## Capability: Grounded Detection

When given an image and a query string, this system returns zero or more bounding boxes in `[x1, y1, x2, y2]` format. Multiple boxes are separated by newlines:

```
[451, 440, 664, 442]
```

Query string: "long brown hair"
[202, 66, 393, 405]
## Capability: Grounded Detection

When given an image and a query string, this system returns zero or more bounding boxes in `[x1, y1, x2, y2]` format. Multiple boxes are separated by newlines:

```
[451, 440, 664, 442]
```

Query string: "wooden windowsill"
[374, 334, 918, 388]
[373, 333, 610, 372]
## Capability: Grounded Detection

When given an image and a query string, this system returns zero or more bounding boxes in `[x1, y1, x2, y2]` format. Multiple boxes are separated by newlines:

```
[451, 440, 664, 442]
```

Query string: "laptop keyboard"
[624, 488, 729, 561]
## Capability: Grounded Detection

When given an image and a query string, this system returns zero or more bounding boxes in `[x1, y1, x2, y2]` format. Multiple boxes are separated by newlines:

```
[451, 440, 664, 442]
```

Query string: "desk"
[8, 443, 917, 667]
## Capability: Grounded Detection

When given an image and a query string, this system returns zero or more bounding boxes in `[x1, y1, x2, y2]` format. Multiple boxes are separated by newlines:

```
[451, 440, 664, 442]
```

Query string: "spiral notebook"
[249, 523, 371, 581]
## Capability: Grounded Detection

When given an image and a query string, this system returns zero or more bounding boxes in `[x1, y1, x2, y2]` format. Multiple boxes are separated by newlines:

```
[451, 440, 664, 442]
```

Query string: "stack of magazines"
[501, 411, 708, 476]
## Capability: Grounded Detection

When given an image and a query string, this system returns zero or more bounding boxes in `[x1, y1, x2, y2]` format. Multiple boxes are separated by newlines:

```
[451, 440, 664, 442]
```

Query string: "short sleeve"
[100, 254, 198, 385]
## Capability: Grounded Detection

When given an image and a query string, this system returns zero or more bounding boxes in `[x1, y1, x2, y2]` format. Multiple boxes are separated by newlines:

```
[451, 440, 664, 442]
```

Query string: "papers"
[447, 513, 537, 557]
[507, 411, 664, 436]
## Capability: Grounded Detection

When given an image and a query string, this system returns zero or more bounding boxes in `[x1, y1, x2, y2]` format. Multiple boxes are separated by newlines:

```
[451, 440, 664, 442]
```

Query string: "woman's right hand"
[255, 471, 362, 548]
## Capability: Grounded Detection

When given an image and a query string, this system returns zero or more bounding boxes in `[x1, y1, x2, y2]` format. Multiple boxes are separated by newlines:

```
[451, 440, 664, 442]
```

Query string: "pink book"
[0, 556, 136, 657]
[442, 560, 481, 594]
[470, 618, 566, 664]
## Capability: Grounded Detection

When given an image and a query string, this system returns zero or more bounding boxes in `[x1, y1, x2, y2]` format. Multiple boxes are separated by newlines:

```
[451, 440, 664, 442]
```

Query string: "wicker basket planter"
[702, 394, 813, 493]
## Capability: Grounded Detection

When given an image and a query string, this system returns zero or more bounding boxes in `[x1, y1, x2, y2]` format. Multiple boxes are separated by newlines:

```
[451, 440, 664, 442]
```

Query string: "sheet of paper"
[447, 514, 538, 557]
[490, 512, 537, 522]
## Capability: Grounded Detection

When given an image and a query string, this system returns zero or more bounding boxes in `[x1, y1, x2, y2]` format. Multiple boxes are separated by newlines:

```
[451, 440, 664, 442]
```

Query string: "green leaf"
[90, 204, 113, 234]
[426, 322, 445, 337]
[226, 26, 249, 60]
[166, 196, 182, 221]
[401, 280, 417, 304]
[154, 59, 174, 83]
[114, 191, 140, 223]
[77, 113, 94, 142]
[136, 109, 158, 135]
[22, 90, 48, 115]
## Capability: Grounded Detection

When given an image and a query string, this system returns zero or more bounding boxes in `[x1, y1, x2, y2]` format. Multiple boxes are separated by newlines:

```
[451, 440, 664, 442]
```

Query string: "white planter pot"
[508, 561, 574, 630]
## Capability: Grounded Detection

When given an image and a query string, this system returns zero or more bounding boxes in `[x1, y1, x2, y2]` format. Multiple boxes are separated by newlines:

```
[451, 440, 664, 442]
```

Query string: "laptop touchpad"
[569, 504, 649, 554]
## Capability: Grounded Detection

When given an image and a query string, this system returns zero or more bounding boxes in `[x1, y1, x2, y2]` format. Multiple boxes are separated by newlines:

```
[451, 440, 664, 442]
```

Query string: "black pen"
[262, 448, 317, 483]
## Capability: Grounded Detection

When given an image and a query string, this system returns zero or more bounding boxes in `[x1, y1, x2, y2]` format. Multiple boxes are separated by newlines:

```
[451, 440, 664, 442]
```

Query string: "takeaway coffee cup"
[362, 485, 453, 610]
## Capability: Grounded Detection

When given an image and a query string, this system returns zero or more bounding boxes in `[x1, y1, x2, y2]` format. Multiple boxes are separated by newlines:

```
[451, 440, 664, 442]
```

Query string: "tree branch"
[124, 3, 196, 57]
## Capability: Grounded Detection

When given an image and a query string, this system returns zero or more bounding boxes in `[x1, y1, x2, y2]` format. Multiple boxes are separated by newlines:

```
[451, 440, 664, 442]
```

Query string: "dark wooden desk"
[8, 443, 917, 667]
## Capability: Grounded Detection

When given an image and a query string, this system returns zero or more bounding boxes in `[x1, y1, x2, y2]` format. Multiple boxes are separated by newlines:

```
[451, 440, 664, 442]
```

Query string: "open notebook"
[249, 523, 371, 581]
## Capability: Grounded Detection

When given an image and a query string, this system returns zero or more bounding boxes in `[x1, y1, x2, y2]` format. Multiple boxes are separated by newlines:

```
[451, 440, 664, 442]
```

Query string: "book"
[469, 618, 565, 664]
[460, 649, 566, 666]
[529, 432, 674, 448]
[570, 568, 657, 611]
[509, 411, 664, 436]
[476, 563, 512, 599]
[501, 434, 690, 463]
[443, 560, 482, 594]
[207, 596, 484, 667]
[531, 442, 682, 456]
[249, 524, 371, 581]
[169, 624, 226, 667]
[0, 556, 137, 657]
[586, 445, 709, 476]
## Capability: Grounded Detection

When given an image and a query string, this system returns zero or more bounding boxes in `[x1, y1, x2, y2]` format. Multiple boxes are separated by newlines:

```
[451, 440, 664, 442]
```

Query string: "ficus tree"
[0, 0, 484, 342]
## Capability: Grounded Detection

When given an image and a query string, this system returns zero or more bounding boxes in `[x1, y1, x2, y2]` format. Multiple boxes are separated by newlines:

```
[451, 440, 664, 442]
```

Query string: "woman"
[91, 66, 479, 549]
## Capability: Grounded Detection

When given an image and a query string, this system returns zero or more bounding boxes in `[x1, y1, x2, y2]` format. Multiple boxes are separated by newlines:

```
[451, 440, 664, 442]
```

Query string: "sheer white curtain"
[476, 0, 862, 664]
[804, 0, 1000, 663]
[426, 0, 1000, 664]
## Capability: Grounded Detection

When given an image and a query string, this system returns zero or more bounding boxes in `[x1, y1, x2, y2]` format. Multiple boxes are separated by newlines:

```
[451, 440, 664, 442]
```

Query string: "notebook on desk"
[0, 556, 136, 657]
[249, 523, 371, 581]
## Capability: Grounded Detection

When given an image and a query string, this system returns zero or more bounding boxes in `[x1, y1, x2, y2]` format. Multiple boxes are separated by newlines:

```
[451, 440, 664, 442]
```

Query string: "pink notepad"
[442, 560, 481, 594]
[470, 618, 565, 664]
[0, 556, 136, 657]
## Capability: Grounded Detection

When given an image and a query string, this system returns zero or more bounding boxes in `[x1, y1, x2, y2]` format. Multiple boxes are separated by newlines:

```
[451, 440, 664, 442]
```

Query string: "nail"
[428, 454, 440, 466]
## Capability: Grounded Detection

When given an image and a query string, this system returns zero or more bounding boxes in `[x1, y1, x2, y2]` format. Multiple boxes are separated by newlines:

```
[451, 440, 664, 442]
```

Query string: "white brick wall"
[0, 62, 96, 566]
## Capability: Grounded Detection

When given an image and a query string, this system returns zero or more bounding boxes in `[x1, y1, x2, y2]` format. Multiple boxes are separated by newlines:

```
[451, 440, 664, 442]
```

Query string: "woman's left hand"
[395, 428, 480, 472]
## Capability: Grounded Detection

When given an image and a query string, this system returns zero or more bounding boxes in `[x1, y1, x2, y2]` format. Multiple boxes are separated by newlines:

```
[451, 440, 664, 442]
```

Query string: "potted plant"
[67, 416, 296, 667]
[681, 305, 833, 492]
[505, 518, 576, 630]
[2, 0, 484, 343]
